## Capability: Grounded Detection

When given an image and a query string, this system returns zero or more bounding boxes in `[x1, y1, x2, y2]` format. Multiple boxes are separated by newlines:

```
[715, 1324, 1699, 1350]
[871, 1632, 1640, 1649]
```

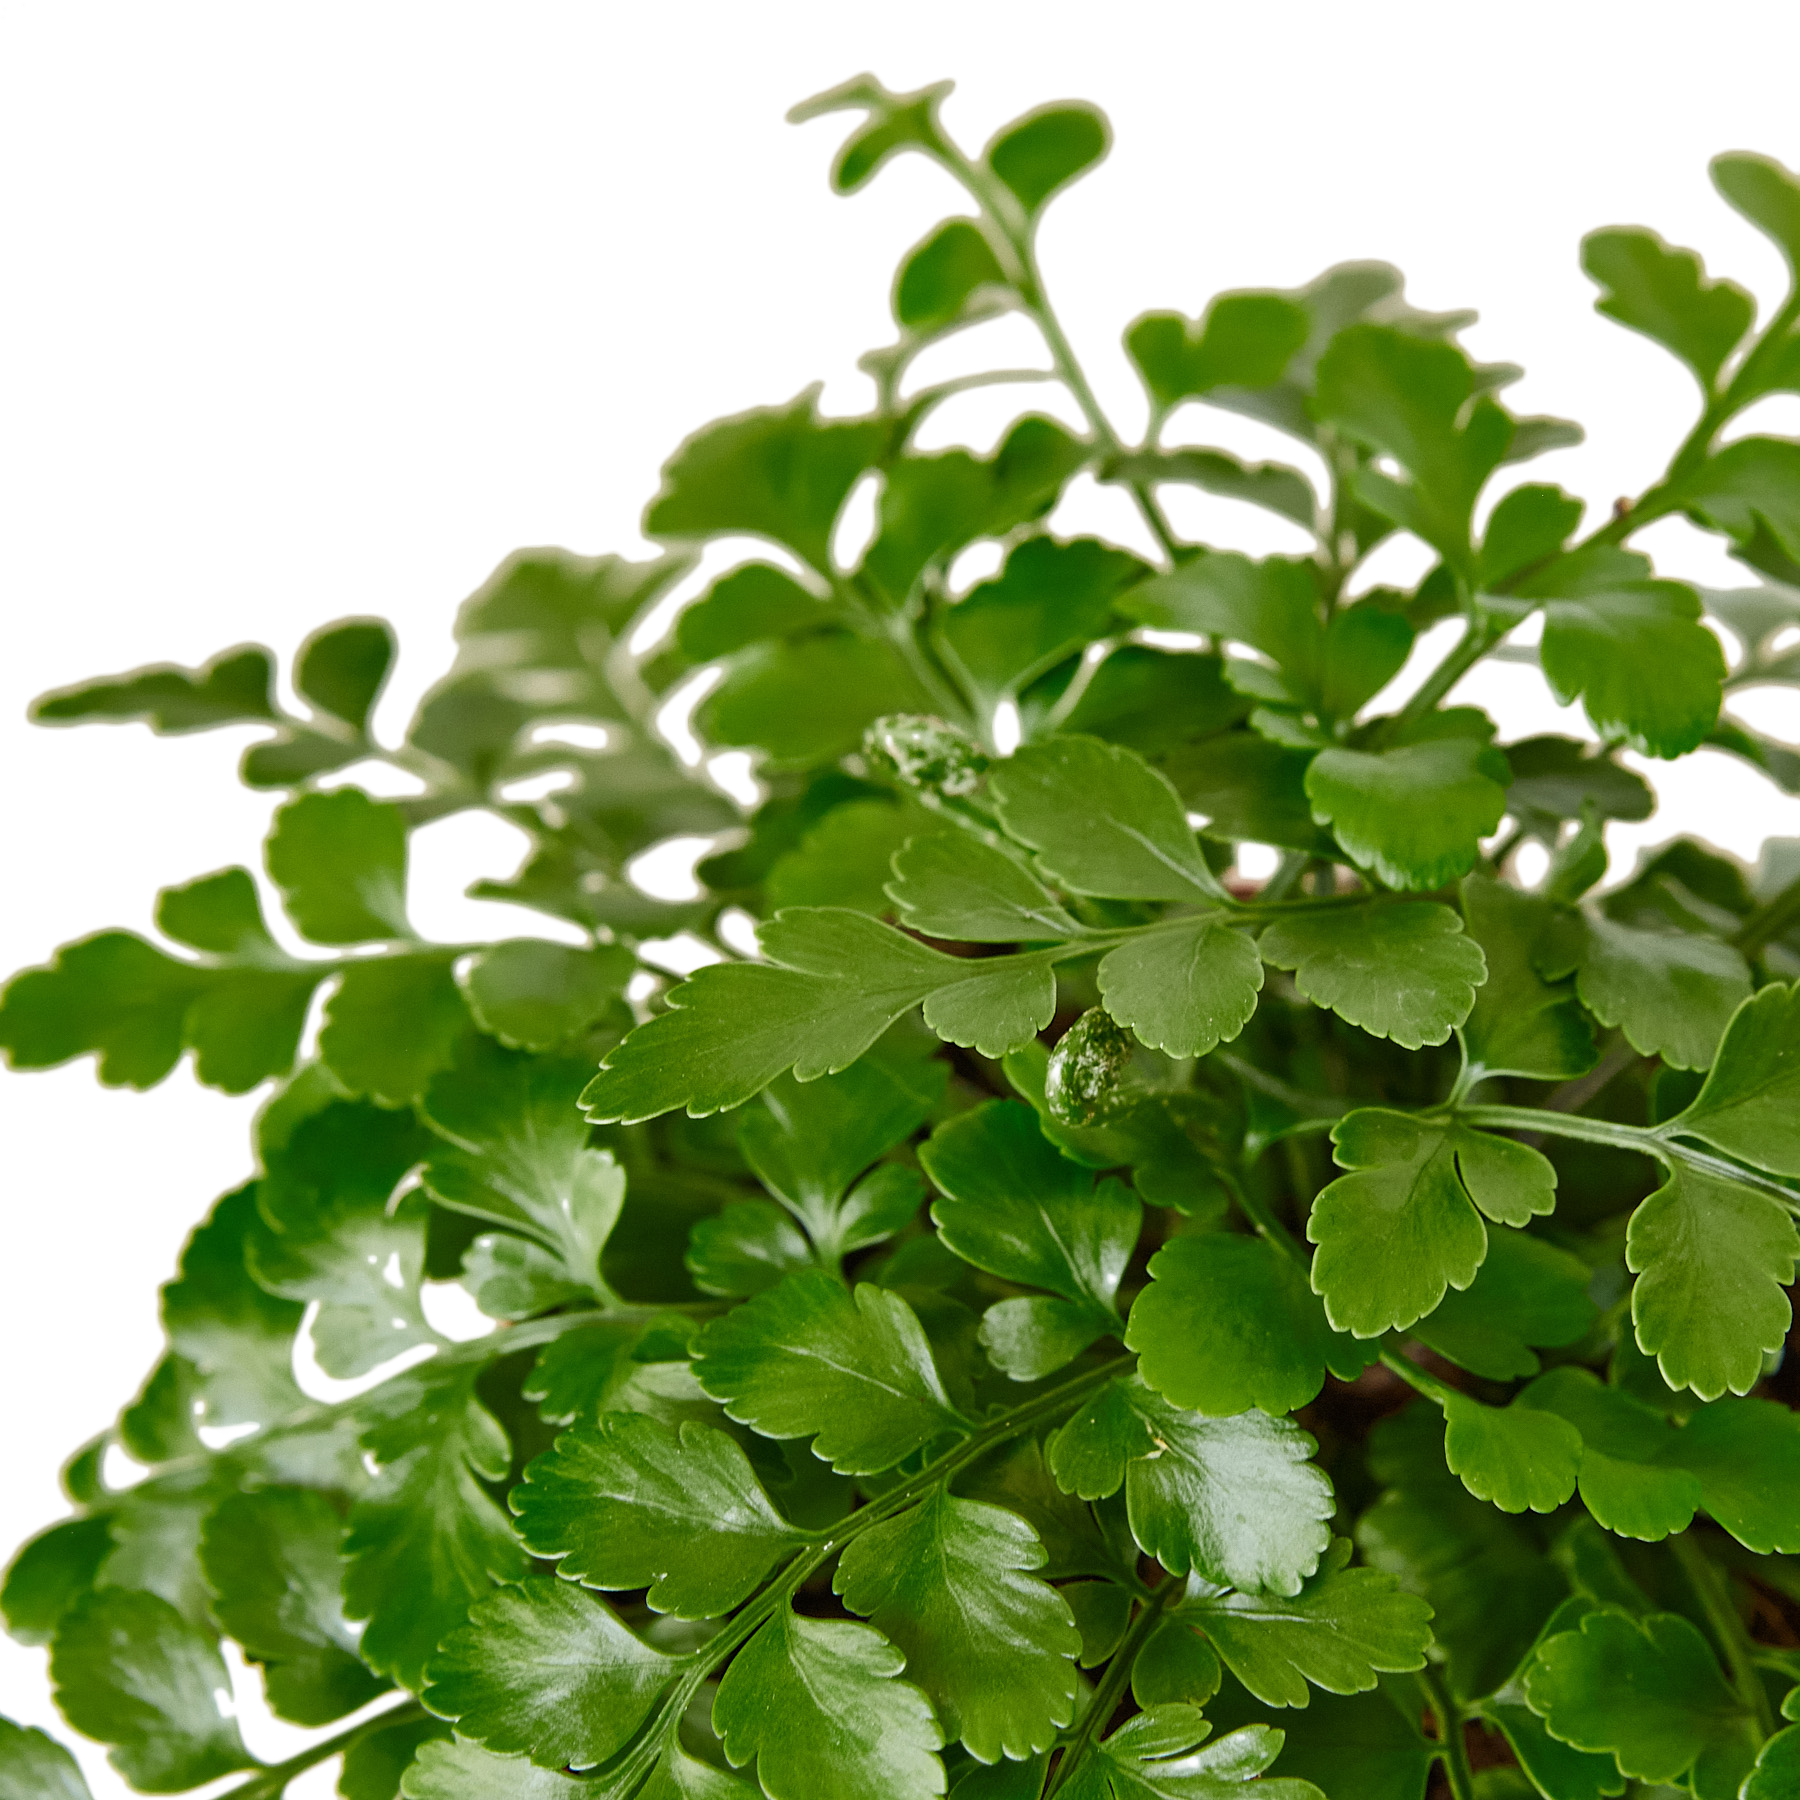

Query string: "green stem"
[1044, 1581, 1178, 1796]
[1671, 1533, 1777, 1744]
[1734, 870, 1800, 958]
[1419, 1664, 1478, 1800]
[217, 1699, 425, 1798]
[1390, 617, 1500, 734]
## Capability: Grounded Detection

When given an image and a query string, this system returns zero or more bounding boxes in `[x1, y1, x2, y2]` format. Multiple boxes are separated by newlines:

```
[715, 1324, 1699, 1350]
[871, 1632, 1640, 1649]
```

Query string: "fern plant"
[4, 72, 1800, 1800]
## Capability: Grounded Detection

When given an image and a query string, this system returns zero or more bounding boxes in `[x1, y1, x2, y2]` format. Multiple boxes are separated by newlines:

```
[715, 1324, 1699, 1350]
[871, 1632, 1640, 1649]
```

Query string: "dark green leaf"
[712, 1609, 944, 1800]
[1581, 228, 1753, 388]
[835, 1489, 1080, 1762]
[340, 1716, 452, 1800]
[266, 788, 412, 944]
[687, 1200, 815, 1297]
[1216, 1686, 1434, 1800]
[297, 617, 395, 732]
[1459, 876, 1596, 1081]
[513, 1413, 808, 1618]
[1670, 980, 1800, 1175]
[887, 831, 1082, 943]
[1058, 1706, 1320, 1800]
[1501, 737, 1654, 840]
[1, 1517, 112, 1648]
[1439, 1391, 1583, 1514]
[1742, 1725, 1800, 1800]
[1572, 915, 1750, 1070]
[1413, 1226, 1594, 1381]
[321, 952, 470, 1105]
[985, 102, 1110, 214]
[1097, 915, 1264, 1059]
[1161, 734, 1333, 855]
[49, 1588, 254, 1792]
[32, 645, 276, 733]
[894, 218, 1010, 332]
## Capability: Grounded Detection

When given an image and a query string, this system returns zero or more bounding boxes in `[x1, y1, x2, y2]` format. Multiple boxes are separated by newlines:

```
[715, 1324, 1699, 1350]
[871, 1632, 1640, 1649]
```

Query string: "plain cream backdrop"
[5, 5, 1800, 1793]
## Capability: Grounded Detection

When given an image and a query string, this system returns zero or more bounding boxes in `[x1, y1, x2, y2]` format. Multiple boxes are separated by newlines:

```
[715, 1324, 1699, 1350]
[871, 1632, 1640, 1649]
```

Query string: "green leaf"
[939, 537, 1148, 714]
[1670, 981, 1800, 1175]
[1659, 1396, 1800, 1553]
[1523, 1607, 1756, 1792]
[694, 1269, 965, 1473]
[1126, 294, 1311, 409]
[297, 622, 388, 727]
[1681, 436, 1800, 570]
[250, 1098, 436, 1377]
[0, 1718, 92, 1800]
[835, 1489, 1080, 1762]
[677, 561, 825, 661]
[712, 1609, 945, 1800]
[644, 387, 886, 572]
[1534, 581, 1724, 758]
[1, 1517, 112, 1648]
[1162, 734, 1333, 856]
[1127, 1234, 1377, 1417]
[894, 218, 1010, 333]
[989, 736, 1228, 902]
[1742, 1725, 1800, 1800]
[199, 1488, 386, 1725]
[1439, 1391, 1582, 1514]
[460, 941, 633, 1052]
[1257, 902, 1485, 1050]
[422, 1037, 623, 1297]
[1214, 1686, 1434, 1800]
[1305, 738, 1511, 892]
[423, 1577, 679, 1770]
[1132, 1618, 1223, 1707]
[791, 73, 954, 195]
[321, 952, 471, 1105]
[701, 633, 932, 767]
[1059, 1707, 1321, 1800]
[32, 644, 276, 733]
[342, 1362, 527, 1690]
[1103, 450, 1317, 534]
[1048, 1375, 1334, 1595]
[1098, 916, 1264, 1058]
[1413, 1226, 1593, 1379]
[1178, 1538, 1433, 1708]
[340, 1717, 452, 1800]
[584, 909, 1051, 1121]
[887, 831, 1082, 943]
[1459, 875, 1596, 1080]
[1502, 736, 1655, 842]
[523, 1320, 715, 1430]
[985, 102, 1110, 214]
[49, 1588, 254, 1792]
[1307, 1111, 1486, 1337]
[1315, 325, 1516, 567]
[266, 788, 412, 944]
[1479, 484, 1585, 589]
[1712, 150, 1800, 269]
[1572, 916, 1750, 1070]
[512, 1414, 809, 1618]
[400, 1736, 585, 1798]
[687, 1200, 815, 1297]
[769, 798, 927, 914]
[1581, 228, 1753, 388]
[1626, 1161, 1798, 1400]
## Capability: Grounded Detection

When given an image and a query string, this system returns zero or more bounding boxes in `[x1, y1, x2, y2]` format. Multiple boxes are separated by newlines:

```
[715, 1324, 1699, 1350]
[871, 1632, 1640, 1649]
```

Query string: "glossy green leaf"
[712, 1609, 945, 1800]
[49, 1588, 254, 1792]
[1412, 1226, 1594, 1380]
[1572, 915, 1750, 1070]
[1097, 915, 1264, 1058]
[1257, 902, 1485, 1050]
[1049, 1375, 1333, 1595]
[887, 831, 1082, 943]
[1670, 981, 1800, 1175]
[1057, 1706, 1320, 1800]
[694, 1269, 966, 1473]
[836, 1489, 1080, 1762]
[687, 1199, 815, 1297]
[1459, 875, 1596, 1080]
[0, 1718, 92, 1800]
[32, 644, 276, 733]
[1581, 228, 1753, 388]
[1439, 1391, 1582, 1514]
[266, 788, 412, 944]
[512, 1414, 808, 1618]
[400, 1736, 586, 1798]
[1127, 1234, 1377, 1417]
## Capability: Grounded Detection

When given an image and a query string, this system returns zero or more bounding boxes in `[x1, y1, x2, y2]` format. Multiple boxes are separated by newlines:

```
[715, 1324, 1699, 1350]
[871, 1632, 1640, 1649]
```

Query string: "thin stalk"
[1671, 1533, 1777, 1744]
[1044, 1582, 1179, 1797]
[1541, 1030, 1638, 1114]
[1734, 870, 1800, 958]
[1390, 618, 1500, 735]
[1419, 1665, 1478, 1800]
[217, 1699, 425, 1798]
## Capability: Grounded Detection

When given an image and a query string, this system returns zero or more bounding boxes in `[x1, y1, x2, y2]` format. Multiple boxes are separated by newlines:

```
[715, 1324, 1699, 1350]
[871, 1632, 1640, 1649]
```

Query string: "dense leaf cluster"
[5, 72, 1800, 1800]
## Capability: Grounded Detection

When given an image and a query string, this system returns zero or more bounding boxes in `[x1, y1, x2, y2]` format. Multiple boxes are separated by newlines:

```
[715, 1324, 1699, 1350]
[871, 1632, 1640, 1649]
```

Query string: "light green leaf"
[31, 644, 276, 733]
[320, 953, 470, 1105]
[1670, 981, 1800, 1175]
[295, 615, 394, 731]
[266, 788, 412, 944]
[1126, 294, 1311, 409]
[512, 1414, 808, 1618]
[694, 1270, 965, 1473]
[342, 1362, 527, 1691]
[460, 941, 633, 1052]
[985, 101, 1110, 214]
[1523, 1608, 1756, 1792]
[1257, 902, 1485, 1050]
[582, 909, 1042, 1122]
[1681, 436, 1800, 570]
[1413, 1226, 1594, 1380]
[1440, 1391, 1582, 1514]
[768, 797, 927, 914]
[49, 1589, 254, 1792]
[712, 1609, 945, 1800]
[1102, 450, 1317, 535]
[1581, 228, 1753, 388]
[200, 1488, 386, 1726]
[1626, 1161, 1798, 1400]
[1572, 915, 1750, 1070]
[1712, 150, 1800, 269]
[894, 218, 1010, 333]
[423, 1577, 679, 1770]
[836, 1489, 1080, 1762]
[1048, 1376, 1334, 1595]
[887, 831, 1083, 943]
[989, 736, 1229, 902]
[1098, 916, 1264, 1058]
[400, 1736, 585, 1798]
[1127, 1234, 1377, 1417]
[1459, 876, 1596, 1081]
[644, 387, 886, 573]
[677, 561, 825, 661]
[1305, 738, 1510, 892]
[0, 1717, 92, 1800]
[1307, 1111, 1486, 1338]
[1479, 484, 1585, 589]
[1179, 1539, 1433, 1708]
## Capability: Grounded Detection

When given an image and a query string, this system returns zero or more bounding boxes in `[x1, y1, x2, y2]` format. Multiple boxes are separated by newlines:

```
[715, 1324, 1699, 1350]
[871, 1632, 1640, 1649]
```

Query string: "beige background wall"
[4, 6, 1798, 1791]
